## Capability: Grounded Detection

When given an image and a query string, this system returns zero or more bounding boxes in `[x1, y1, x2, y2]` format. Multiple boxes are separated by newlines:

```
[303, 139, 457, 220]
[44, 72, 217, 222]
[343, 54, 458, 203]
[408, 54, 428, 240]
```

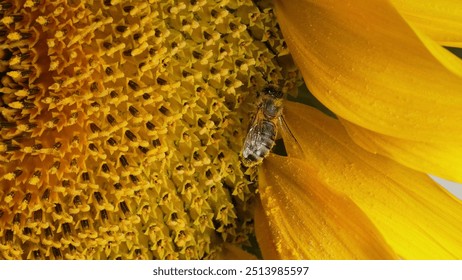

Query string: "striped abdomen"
[241, 119, 277, 165]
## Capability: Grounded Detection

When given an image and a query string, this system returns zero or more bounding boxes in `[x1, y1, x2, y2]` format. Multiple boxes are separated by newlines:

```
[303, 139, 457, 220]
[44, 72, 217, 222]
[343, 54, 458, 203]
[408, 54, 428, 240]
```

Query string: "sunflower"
[0, 0, 461, 260]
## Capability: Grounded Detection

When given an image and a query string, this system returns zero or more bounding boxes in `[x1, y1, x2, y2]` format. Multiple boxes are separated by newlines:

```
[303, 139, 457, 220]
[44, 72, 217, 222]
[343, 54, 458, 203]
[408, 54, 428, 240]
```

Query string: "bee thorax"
[261, 98, 282, 119]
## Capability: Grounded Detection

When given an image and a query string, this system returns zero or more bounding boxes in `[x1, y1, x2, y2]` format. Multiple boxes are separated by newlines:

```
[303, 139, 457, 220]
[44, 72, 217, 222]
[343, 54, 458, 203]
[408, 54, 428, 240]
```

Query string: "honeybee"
[241, 85, 285, 167]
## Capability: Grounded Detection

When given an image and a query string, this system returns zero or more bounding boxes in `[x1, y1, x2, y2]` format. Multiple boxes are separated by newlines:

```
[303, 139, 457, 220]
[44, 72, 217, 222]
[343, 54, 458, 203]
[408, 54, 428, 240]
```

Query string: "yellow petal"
[391, 0, 462, 47]
[340, 118, 462, 183]
[254, 201, 281, 260]
[283, 101, 462, 259]
[257, 155, 397, 259]
[274, 0, 462, 144]
[220, 243, 258, 260]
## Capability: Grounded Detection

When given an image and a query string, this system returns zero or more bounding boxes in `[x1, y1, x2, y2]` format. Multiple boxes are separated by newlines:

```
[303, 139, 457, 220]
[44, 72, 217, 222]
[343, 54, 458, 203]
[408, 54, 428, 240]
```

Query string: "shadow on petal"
[220, 243, 258, 260]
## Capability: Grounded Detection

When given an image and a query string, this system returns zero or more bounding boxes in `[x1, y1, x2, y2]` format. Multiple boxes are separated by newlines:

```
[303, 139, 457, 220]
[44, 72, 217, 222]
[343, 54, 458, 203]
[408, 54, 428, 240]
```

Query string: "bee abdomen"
[242, 120, 277, 164]
[243, 144, 272, 163]
[261, 120, 277, 139]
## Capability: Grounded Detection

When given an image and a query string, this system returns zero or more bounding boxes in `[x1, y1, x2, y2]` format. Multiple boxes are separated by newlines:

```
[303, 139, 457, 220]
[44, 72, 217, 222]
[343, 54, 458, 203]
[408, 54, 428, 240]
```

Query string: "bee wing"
[241, 115, 264, 159]
[278, 115, 304, 160]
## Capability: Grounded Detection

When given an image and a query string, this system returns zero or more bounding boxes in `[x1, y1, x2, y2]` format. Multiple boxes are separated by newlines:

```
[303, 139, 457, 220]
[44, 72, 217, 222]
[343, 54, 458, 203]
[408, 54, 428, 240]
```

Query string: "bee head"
[263, 85, 283, 99]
